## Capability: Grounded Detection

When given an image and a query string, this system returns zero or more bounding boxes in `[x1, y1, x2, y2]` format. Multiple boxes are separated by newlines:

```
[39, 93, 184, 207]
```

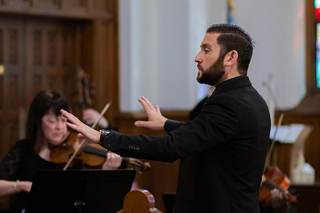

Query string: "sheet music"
[269, 124, 305, 144]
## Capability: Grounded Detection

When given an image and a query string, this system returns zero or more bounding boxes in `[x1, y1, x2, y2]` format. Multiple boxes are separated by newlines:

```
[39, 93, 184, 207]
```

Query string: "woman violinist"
[0, 90, 122, 213]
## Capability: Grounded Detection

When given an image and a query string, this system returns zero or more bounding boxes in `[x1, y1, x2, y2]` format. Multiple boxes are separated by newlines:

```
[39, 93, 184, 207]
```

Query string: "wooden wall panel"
[0, 75, 3, 110]
[305, 0, 316, 93]
[1, 0, 29, 8]
[0, 1, 178, 212]
[24, 19, 78, 110]
[29, 0, 60, 10]
[0, 1, 119, 211]
[0, 29, 3, 63]
[0, 0, 112, 19]
[93, 19, 119, 127]
[0, 16, 81, 160]
[0, 17, 24, 160]
[275, 110, 320, 182]
[62, 0, 85, 9]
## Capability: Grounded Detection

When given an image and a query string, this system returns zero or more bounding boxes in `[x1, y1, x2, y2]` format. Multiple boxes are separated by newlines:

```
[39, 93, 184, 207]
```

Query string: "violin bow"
[63, 101, 112, 170]
[263, 113, 284, 172]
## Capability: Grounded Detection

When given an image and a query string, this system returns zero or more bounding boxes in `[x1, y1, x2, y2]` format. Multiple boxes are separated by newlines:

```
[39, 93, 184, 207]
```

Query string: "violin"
[259, 166, 298, 207]
[57, 66, 151, 171]
[258, 113, 298, 206]
[50, 132, 151, 171]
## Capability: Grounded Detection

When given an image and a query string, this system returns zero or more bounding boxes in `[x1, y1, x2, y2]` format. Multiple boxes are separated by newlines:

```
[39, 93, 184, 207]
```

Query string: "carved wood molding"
[0, 0, 113, 20]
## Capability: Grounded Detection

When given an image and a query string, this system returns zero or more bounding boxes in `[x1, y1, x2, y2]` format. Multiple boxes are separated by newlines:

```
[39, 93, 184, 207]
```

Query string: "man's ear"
[224, 50, 238, 66]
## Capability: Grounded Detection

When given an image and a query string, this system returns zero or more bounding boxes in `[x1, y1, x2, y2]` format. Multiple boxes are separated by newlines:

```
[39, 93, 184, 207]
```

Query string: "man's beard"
[196, 56, 225, 86]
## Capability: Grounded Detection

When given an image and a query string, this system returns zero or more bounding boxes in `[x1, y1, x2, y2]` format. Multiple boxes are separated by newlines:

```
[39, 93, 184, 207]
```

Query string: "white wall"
[119, 0, 226, 112]
[233, 0, 306, 124]
[119, 0, 306, 122]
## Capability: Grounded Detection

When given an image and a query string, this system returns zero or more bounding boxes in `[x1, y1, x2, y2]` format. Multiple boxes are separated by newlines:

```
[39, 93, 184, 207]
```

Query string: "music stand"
[25, 169, 136, 213]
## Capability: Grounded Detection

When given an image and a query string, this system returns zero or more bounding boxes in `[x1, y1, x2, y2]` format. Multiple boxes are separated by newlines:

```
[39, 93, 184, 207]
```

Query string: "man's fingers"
[142, 97, 156, 111]
[139, 97, 152, 111]
[135, 121, 150, 128]
[62, 110, 82, 123]
[61, 109, 75, 123]
[63, 110, 86, 129]
[140, 96, 157, 112]
[66, 122, 83, 133]
[138, 98, 149, 112]
[155, 105, 161, 113]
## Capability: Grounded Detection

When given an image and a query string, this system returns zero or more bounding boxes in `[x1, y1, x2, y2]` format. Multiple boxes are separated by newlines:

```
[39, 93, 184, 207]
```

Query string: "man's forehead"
[201, 33, 220, 47]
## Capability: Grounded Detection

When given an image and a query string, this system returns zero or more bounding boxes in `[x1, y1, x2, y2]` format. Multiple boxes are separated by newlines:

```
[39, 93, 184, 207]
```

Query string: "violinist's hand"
[134, 96, 167, 130]
[271, 188, 284, 200]
[83, 108, 109, 128]
[270, 188, 286, 209]
[18, 181, 33, 193]
[60, 109, 100, 144]
[0, 180, 32, 197]
[102, 152, 123, 170]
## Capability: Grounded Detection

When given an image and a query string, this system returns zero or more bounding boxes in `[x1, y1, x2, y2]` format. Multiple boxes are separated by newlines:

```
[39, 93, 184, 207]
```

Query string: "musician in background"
[260, 173, 297, 213]
[83, 108, 109, 129]
[0, 90, 122, 213]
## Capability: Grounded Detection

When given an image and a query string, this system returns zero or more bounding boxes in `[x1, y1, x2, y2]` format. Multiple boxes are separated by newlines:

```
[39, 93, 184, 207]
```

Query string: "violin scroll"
[125, 158, 151, 174]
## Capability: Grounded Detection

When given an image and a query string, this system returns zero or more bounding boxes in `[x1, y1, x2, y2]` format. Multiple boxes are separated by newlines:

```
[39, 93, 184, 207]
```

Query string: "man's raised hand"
[134, 96, 167, 130]
[60, 109, 100, 144]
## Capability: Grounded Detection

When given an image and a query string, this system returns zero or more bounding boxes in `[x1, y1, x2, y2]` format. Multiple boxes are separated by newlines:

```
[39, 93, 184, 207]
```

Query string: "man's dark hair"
[26, 90, 71, 152]
[206, 24, 254, 74]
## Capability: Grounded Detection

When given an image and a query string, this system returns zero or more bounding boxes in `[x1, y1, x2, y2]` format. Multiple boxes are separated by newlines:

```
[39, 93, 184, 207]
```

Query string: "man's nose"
[194, 52, 202, 63]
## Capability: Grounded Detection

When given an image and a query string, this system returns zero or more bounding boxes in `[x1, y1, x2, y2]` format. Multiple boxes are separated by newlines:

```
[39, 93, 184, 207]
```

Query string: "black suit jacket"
[104, 75, 271, 213]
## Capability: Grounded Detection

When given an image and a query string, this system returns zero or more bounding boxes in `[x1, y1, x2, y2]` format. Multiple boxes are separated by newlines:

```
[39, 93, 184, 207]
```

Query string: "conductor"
[61, 23, 271, 213]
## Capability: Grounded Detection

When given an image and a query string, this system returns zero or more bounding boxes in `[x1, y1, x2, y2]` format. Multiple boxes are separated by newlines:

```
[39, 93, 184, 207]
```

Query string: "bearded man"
[61, 24, 271, 213]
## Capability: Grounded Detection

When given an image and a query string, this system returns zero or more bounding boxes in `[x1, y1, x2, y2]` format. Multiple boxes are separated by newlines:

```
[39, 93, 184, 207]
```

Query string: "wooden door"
[0, 16, 25, 160]
[24, 18, 78, 108]
[0, 16, 78, 161]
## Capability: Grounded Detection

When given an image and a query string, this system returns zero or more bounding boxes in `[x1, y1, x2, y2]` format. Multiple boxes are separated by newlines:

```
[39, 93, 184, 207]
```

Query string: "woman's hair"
[26, 90, 71, 153]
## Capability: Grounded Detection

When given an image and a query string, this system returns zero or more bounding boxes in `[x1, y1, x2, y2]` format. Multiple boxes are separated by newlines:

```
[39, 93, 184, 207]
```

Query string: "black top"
[102, 75, 271, 213]
[0, 139, 58, 213]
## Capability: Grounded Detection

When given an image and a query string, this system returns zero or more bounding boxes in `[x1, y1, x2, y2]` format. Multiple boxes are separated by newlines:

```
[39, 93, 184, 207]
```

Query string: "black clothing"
[102, 75, 271, 212]
[0, 139, 58, 213]
[189, 96, 208, 120]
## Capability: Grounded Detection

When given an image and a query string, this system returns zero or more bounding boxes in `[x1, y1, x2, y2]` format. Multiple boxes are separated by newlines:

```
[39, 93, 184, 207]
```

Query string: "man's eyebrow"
[200, 43, 211, 48]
